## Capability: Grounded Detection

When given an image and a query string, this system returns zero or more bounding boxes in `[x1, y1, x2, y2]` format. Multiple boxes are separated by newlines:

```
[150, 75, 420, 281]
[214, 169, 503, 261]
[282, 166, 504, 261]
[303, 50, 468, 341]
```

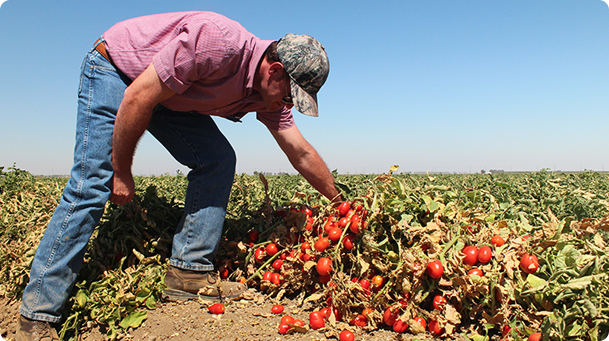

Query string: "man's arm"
[269, 125, 342, 202]
[110, 63, 175, 205]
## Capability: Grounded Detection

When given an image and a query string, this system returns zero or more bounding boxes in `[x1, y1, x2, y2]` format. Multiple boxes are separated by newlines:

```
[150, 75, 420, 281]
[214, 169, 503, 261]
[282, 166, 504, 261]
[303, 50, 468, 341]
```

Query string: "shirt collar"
[245, 39, 274, 89]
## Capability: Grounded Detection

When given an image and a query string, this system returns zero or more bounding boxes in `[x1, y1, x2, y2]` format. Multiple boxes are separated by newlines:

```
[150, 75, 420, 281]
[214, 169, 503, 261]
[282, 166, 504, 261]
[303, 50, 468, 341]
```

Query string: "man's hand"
[110, 170, 135, 205]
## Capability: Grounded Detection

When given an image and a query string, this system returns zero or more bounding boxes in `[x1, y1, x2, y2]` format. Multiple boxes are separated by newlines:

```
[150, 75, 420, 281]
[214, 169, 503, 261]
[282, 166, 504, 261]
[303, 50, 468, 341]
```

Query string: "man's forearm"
[292, 148, 341, 201]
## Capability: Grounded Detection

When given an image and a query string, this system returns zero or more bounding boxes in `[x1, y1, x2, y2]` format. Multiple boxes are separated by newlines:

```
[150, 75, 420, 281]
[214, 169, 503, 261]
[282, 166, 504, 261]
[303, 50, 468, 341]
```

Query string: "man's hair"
[264, 41, 280, 63]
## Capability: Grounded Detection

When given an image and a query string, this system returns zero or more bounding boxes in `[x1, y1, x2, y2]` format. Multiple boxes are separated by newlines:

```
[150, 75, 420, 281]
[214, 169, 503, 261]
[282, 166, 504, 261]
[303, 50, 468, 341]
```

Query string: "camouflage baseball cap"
[277, 33, 329, 117]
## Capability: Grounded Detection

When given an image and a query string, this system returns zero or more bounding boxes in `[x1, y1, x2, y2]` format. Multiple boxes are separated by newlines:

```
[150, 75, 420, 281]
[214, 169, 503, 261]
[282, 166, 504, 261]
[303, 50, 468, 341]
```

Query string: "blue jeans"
[20, 41, 236, 323]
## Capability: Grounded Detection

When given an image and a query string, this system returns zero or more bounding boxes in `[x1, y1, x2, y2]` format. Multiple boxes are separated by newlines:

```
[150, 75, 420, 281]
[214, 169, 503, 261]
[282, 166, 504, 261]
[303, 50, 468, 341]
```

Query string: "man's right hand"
[109, 171, 135, 205]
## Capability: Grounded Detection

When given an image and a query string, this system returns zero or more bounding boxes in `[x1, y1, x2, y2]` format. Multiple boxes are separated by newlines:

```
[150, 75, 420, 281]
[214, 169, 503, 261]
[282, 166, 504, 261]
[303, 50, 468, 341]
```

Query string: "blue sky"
[1, 1, 608, 176]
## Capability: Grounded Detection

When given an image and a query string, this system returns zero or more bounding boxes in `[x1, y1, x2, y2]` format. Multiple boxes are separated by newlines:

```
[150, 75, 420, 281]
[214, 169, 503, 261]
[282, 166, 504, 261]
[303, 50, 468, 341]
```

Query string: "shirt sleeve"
[257, 107, 295, 131]
[152, 20, 237, 95]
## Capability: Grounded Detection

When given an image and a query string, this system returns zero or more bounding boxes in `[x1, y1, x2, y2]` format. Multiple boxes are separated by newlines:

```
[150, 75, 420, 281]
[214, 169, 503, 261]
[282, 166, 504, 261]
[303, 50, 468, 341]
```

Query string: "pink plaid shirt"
[102, 11, 294, 130]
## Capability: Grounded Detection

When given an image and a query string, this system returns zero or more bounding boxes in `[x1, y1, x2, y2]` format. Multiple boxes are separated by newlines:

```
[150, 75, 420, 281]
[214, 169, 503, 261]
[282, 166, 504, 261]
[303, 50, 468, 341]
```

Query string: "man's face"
[259, 64, 294, 112]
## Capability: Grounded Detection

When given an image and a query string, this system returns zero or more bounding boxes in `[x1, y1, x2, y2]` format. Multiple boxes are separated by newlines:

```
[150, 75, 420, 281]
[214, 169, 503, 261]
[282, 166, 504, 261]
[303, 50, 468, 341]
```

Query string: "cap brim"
[290, 80, 319, 117]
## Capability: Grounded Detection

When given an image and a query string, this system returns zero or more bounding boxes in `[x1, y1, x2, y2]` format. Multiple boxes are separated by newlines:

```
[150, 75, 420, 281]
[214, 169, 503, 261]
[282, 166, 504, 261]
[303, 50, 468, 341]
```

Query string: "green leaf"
[75, 290, 88, 309]
[526, 274, 547, 291]
[119, 310, 147, 329]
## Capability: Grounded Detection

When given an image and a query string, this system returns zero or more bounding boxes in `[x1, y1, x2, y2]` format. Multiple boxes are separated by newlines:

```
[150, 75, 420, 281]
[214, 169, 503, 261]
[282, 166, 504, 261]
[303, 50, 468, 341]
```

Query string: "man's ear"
[268, 61, 284, 75]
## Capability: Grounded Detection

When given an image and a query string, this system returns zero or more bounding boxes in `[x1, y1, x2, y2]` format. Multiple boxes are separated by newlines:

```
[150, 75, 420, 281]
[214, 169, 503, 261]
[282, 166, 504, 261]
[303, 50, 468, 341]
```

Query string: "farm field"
[1, 166, 609, 341]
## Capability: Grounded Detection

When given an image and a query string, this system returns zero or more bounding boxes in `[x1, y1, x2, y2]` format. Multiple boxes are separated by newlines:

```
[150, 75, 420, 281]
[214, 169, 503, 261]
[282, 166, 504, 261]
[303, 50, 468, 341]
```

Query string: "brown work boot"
[15, 315, 60, 341]
[163, 266, 246, 301]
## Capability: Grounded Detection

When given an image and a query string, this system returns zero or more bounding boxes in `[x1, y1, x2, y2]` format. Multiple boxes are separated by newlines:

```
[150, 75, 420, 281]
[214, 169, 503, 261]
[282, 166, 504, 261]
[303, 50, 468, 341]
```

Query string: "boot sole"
[162, 288, 244, 302]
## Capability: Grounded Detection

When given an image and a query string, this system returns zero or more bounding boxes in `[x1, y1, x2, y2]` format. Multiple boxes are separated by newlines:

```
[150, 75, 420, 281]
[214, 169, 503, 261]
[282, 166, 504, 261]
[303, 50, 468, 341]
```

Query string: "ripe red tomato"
[254, 247, 266, 262]
[301, 242, 311, 252]
[478, 245, 493, 264]
[293, 319, 305, 327]
[333, 307, 344, 321]
[314, 237, 330, 252]
[520, 253, 539, 274]
[272, 259, 283, 271]
[302, 206, 313, 217]
[305, 216, 314, 231]
[328, 227, 343, 242]
[343, 234, 356, 250]
[271, 304, 284, 314]
[270, 272, 283, 285]
[429, 320, 444, 336]
[319, 307, 331, 319]
[432, 295, 447, 310]
[383, 306, 398, 326]
[468, 268, 484, 277]
[262, 271, 272, 282]
[266, 243, 278, 257]
[208, 303, 225, 314]
[338, 216, 349, 228]
[502, 325, 512, 337]
[426, 260, 444, 279]
[529, 332, 542, 341]
[317, 257, 333, 276]
[220, 268, 229, 279]
[338, 201, 351, 216]
[359, 278, 371, 290]
[462, 245, 479, 266]
[349, 314, 367, 327]
[371, 275, 384, 290]
[339, 330, 355, 341]
[491, 235, 505, 247]
[349, 214, 361, 233]
[324, 215, 337, 234]
[278, 323, 290, 334]
[281, 315, 295, 324]
[393, 320, 408, 333]
[248, 229, 259, 243]
[413, 316, 426, 330]
[309, 311, 325, 330]
[319, 274, 331, 284]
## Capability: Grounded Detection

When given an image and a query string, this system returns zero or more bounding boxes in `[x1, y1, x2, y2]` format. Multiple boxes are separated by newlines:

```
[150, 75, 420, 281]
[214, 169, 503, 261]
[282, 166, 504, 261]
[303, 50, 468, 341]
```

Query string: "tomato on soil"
[281, 315, 295, 325]
[309, 311, 325, 330]
[208, 303, 225, 314]
[520, 253, 539, 274]
[293, 320, 305, 327]
[462, 245, 479, 266]
[478, 245, 493, 264]
[271, 304, 284, 314]
[339, 330, 355, 341]
[393, 320, 408, 333]
[427, 260, 444, 279]
[278, 323, 290, 335]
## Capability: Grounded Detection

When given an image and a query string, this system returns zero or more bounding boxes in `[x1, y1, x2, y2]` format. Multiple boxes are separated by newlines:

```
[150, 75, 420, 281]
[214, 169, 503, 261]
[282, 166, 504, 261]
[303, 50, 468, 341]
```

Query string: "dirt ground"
[0, 294, 435, 341]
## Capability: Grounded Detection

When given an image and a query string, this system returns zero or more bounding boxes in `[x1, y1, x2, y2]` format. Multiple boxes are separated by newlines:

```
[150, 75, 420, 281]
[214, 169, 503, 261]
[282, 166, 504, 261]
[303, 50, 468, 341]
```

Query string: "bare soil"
[1, 295, 432, 341]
